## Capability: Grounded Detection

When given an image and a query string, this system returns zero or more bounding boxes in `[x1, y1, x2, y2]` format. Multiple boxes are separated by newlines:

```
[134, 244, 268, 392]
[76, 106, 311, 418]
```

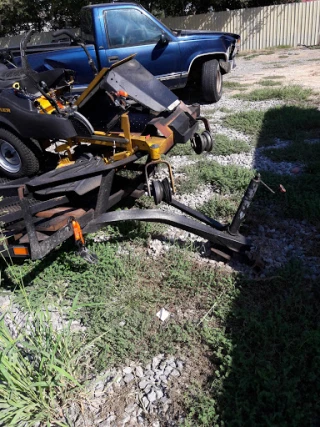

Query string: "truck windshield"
[80, 8, 95, 44]
[105, 8, 171, 48]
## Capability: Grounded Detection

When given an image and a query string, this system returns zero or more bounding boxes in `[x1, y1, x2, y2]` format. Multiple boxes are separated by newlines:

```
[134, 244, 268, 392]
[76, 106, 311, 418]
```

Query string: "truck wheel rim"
[0, 140, 22, 173]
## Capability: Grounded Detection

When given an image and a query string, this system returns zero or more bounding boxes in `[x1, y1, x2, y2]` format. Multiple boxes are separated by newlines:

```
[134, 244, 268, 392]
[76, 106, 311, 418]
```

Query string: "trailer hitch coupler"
[228, 174, 261, 236]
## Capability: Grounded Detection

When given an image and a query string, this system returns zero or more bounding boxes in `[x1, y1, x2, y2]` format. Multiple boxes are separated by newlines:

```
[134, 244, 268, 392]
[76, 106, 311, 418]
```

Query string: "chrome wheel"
[0, 139, 22, 174]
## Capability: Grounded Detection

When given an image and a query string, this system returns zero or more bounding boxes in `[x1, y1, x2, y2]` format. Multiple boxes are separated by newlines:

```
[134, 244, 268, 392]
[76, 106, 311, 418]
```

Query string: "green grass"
[262, 75, 285, 79]
[241, 53, 260, 60]
[255, 168, 320, 224]
[1, 78, 320, 426]
[177, 160, 254, 194]
[219, 106, 232, 113]
[259, 79, 283, 86]
[198, 195, 239, 222]
[184, 262, 320, 426]
[233, 85, 313, 102]
[240, 50, 275, 60]
[165, 135, 251, 161]
[166, 140, 195, 157]
[0, 294, 90, 426]
[224, 105, 320, 146]
[223, 81, 249, 90]
[264, 140, 320, 164]
[213, 134, 251, 156]
[274, 44, 291, 49]
[4, 249, 320, 426]
[3, 243, 227, 370]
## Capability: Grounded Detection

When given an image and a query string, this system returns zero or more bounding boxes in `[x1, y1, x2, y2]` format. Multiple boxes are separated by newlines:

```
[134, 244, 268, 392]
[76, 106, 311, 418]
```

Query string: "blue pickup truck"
[10, 3, 240, 103]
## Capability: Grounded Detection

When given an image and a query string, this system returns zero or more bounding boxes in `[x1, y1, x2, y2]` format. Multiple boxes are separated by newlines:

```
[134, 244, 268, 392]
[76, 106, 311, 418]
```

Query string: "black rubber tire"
[191, 132, 206, 155]
[0, 129, 41, 179]
[201, 59, 223, 103]
[152, 180, 163, 205]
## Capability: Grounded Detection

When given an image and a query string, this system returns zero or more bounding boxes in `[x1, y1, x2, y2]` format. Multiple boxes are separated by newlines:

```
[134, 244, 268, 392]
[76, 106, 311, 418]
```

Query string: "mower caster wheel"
[162, 177, 172, 204]
[202, 130, 214, 152]
[152, 180, 164, 205]
[152, 178, 173, 205]
[191, 132, 206, 154]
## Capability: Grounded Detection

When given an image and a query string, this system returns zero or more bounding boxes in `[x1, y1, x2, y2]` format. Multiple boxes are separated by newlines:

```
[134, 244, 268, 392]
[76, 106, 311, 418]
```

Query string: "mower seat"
[0, 67, 69, 94]
[0, 67, 28, 89]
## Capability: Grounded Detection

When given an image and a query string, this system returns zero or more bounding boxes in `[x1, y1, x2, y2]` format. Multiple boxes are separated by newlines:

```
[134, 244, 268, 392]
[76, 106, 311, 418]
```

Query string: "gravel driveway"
[163, 47, 320, 278]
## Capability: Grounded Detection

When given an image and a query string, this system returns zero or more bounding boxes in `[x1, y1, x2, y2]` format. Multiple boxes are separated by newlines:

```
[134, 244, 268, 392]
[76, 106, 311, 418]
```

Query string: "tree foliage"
[0, 0, 300, 37]
[0, 0, 89, 36]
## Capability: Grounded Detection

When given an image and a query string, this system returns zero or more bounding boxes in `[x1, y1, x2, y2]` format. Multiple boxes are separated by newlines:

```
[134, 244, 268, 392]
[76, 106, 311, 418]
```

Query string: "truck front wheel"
[0, 129, 41, 179]
[201, 59, 223, 103]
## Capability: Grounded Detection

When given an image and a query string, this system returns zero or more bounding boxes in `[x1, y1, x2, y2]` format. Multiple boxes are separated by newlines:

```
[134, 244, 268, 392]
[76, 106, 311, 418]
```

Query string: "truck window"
[80, 8, 95, 44]
[105, 9, 163, 48]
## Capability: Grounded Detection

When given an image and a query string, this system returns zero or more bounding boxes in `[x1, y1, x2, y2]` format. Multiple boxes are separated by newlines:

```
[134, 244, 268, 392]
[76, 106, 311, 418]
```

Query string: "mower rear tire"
[0, 129, 41, 179]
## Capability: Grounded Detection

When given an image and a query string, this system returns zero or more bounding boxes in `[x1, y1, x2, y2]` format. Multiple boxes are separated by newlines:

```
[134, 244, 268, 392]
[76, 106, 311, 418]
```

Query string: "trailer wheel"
[0, 129, 41, 178]
[201, 59, 223, 103]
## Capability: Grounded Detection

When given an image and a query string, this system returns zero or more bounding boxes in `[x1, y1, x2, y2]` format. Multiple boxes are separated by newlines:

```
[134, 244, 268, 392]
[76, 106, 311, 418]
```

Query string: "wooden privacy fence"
[162, 1, 320, 51]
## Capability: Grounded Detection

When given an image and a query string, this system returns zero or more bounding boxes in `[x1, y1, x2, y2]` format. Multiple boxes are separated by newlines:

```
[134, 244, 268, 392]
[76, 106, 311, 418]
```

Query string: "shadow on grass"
[244, 105, 320, 224]
[188, 262, 320, 426]
[225, 105, 320, 147]
[0, 239, 86, 292]
[258, 105, 320, 145]
[186, 106, 320, 425]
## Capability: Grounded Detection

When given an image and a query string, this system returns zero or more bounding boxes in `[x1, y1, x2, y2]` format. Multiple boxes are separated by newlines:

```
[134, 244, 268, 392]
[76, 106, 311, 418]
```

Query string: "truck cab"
[14, 3, 240, 103]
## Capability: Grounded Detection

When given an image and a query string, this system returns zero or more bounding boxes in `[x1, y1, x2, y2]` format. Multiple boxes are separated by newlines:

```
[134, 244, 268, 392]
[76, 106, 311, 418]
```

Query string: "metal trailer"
[0, 155, 261, 263]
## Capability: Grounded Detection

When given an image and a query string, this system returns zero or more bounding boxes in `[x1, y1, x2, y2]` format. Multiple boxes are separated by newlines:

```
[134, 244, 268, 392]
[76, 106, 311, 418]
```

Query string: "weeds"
[3, 244, 224, 370]
[213, 134, 251, 156]
[259, 79, 282, 86]
[0, 295, 90, 426]
[218, 106, 232, 113]
[262, 75, 285, 79]
[263, 140, 320, 165]
[233, 85, 313, 102]
[198, 196, 239, 222]
[256, 169, 320, 223]
[241, 50, 275, 60]
[166, 141, 195, 157]
[177, 160, 254, 194]
[224, 105, 320, 146]
[184, 262, 320, 425]
[223, 81, 249, 90]
[1, 71, 320, 427]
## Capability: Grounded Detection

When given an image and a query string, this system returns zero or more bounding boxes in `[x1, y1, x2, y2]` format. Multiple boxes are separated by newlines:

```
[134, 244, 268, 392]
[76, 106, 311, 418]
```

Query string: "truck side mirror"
[159, 33, 168, 45]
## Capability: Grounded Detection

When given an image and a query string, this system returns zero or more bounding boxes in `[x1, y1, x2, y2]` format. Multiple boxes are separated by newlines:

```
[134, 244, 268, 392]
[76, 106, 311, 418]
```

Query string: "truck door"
[98, 7, 182, 89]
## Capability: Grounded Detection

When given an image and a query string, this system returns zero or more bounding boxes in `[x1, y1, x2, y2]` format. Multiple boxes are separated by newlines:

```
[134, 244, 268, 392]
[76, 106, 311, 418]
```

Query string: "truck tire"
[0, 129, 41, 179]
[201, 59, 223, 103]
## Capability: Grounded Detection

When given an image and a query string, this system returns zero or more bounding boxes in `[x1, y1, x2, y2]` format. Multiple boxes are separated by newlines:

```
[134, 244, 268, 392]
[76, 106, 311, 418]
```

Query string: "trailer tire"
[201, 59, 223, 103]
[0, 129, 41, 179]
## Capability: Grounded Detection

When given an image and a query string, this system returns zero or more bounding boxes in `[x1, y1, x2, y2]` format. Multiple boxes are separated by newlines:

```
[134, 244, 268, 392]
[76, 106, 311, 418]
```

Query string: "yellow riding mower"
[0, 30, 261, 263]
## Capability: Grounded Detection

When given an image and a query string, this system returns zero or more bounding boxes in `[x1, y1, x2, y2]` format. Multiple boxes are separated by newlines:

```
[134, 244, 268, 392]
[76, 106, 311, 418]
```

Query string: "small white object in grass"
[156, 308, 170, 322]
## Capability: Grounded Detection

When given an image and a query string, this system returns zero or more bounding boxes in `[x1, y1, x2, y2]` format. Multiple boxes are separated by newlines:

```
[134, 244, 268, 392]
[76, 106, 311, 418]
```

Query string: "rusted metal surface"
[35, 208, 86, 232]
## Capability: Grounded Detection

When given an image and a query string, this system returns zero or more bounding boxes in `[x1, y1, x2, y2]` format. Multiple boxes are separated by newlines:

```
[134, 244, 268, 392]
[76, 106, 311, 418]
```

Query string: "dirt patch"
[229, 47, 320, 91]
